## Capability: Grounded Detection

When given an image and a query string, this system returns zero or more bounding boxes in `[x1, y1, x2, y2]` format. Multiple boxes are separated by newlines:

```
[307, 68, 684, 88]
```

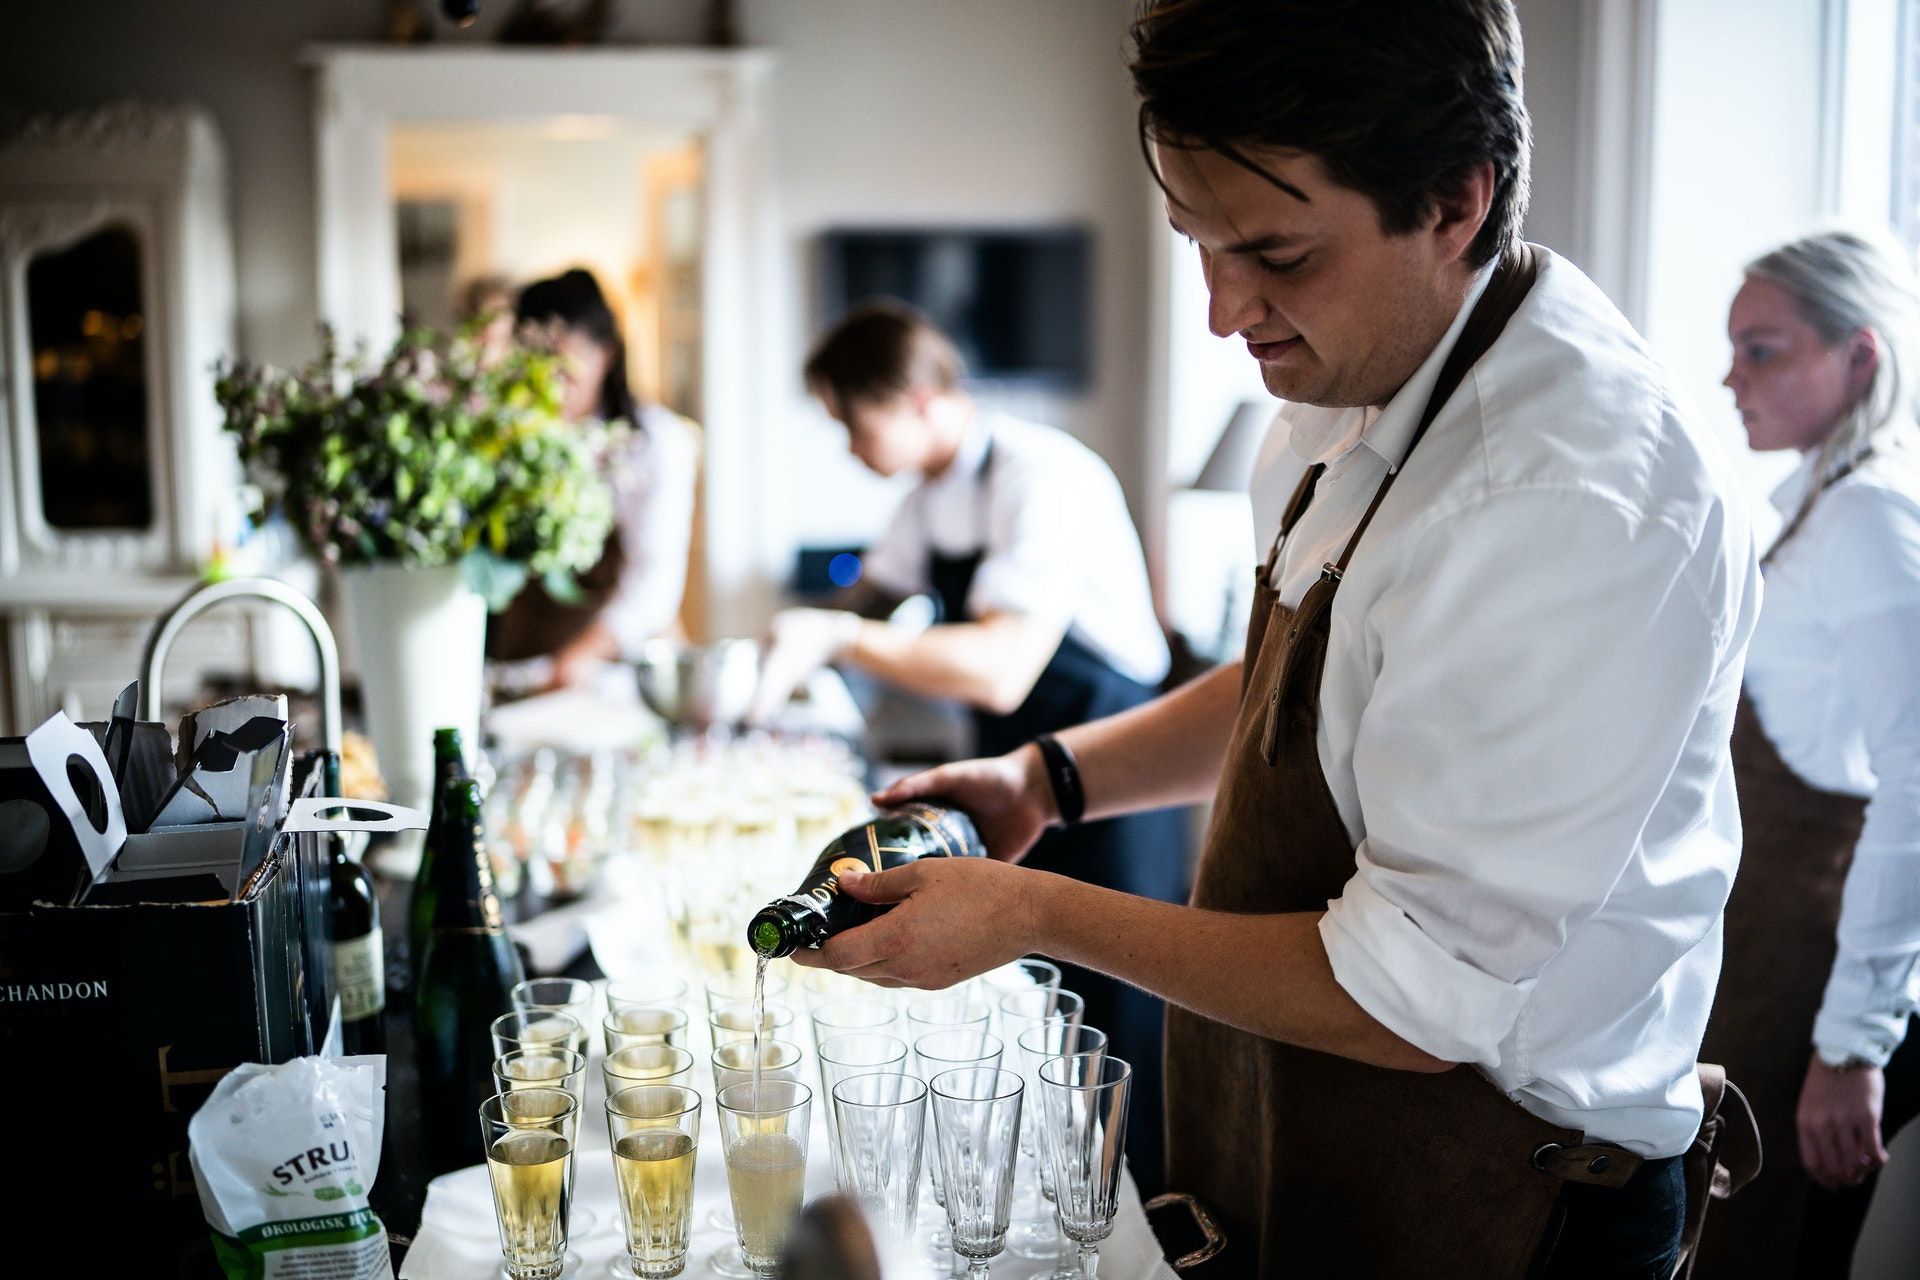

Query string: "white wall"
[748, 0, 1154, 556]
[2, 0, 1155, 572]
[1642, 0, 1834, 510]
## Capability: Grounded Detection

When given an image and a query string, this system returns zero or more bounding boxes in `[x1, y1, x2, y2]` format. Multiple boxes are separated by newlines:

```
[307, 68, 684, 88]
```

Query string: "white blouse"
[1743, 445, 1920, 1066]
[1249, 248, 1762, 1157]
[602, 405, 699, 658]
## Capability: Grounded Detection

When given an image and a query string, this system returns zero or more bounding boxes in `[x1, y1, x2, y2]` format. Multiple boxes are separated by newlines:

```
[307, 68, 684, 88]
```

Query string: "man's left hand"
[786, 857, 1042, 989]
[1796, 1052, 1889, 1190]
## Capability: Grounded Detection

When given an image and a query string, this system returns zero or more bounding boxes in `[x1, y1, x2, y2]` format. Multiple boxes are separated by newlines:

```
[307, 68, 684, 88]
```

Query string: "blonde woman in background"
[1698, 230, 1920, 1277]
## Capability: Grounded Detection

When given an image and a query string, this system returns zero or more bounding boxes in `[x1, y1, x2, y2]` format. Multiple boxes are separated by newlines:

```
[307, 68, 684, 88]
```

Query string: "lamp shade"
[1191, 400, 1273, 493]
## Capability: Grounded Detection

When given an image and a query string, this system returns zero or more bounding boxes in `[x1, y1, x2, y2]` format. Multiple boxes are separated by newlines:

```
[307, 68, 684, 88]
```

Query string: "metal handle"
[140, 576, 343, 755]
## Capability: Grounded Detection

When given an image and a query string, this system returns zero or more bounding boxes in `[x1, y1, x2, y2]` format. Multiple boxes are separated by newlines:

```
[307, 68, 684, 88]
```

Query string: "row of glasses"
[812, 1053, 1129, 1280]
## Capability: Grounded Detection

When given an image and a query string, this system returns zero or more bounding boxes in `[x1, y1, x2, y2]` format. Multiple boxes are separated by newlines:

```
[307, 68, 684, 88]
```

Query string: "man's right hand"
[871, 744, 1057, 863]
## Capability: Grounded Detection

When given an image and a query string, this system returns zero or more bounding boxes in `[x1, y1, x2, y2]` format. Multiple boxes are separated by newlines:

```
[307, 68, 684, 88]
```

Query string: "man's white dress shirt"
[1744, 444, 1920, 1067]
[862, 411, 1170, 688]
[1246, 247, 1762, 1157]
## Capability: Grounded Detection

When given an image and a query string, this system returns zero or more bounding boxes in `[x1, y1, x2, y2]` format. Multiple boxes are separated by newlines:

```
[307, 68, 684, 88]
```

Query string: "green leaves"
[215, 327, 618, 611]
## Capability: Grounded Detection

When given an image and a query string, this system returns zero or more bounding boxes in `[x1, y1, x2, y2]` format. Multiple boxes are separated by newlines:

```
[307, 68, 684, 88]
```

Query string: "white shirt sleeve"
[603, 413, 697, 658]
[1809, 485, 1920, 1066]
[964, 458, 1082, 627]
[1318, 487, 1731, 1065]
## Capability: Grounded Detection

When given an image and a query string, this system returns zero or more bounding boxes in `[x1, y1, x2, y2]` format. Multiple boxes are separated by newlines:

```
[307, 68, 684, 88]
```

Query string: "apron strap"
[1760, 451, 1873, 567]
[1328, 242, 1541, 580]
[1259, 462, 1324, 583]
[1671, 1062, 1764, 1279]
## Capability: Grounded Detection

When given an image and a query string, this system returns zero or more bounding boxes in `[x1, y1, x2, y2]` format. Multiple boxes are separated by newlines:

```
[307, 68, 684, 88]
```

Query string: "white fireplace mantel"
[306, 43, 782, 637]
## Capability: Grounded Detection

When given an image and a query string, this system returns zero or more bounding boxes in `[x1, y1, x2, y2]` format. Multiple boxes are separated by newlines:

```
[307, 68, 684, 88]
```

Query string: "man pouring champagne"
[789, 1, 1763, 1275]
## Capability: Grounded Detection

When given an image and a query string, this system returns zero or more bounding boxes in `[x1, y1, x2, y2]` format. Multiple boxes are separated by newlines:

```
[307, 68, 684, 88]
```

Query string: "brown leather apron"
[1166, 245, 1611, 1279]
[485, 527, 626, 662]
[1690, 699, 1869, 1277]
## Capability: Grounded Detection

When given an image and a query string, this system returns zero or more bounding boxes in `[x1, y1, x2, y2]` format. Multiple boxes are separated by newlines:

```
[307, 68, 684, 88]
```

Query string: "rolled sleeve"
[1323, 488, 1732, 1066]
[1321, 868, 1533, 1064]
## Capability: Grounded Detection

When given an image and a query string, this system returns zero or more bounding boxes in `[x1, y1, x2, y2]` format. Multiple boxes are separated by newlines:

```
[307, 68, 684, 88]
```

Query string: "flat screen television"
[818, 226, 1092, 392]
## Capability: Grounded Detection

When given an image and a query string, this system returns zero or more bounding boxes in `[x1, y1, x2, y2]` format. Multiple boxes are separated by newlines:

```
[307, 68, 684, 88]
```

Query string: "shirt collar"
[1290, 258, 1500, 469]
[1769, 451, 1820, 517]
[924, 410, 992, 491]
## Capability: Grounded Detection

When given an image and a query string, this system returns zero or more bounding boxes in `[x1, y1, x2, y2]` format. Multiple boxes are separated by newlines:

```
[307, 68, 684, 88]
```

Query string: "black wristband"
[1033, 733, 1086, 828]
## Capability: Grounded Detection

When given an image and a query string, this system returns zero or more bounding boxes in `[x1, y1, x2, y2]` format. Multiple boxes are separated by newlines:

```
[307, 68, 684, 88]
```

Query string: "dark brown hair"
[516, 267, 638, 424]
[1130, 0, 1532, 268]
[804, 303, 966, 408]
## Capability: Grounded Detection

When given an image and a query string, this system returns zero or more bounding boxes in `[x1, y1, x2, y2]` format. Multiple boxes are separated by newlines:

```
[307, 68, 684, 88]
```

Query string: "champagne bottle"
[415, 777, 526, 1174]
[407, 727, 470, 987]
[746, 803, 986, 959]
[322, 750, 386, 1056]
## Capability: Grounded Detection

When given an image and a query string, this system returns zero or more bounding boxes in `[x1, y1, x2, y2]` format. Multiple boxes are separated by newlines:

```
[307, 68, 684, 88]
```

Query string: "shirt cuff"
[1811, 953, 1920, 1068]
[1319, 869, 1533, 1067]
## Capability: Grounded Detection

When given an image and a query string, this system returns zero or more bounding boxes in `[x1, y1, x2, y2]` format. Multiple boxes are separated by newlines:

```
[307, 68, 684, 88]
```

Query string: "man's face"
[828, 391, 930, 478]
[1157, 143, 1478, 409]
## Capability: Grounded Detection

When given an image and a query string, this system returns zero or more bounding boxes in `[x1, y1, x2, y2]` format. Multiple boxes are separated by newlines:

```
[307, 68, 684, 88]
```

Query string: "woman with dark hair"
[487, 268, 698, 684]
[1695, 229, 1920, 1278]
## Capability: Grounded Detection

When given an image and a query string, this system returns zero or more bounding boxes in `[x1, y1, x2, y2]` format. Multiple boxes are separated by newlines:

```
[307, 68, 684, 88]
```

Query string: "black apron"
[926, 432, 1189, 1196]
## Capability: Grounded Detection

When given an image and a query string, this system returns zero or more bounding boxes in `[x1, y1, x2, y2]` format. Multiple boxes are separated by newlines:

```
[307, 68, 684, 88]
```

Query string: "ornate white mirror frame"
[0, 105, 236, 591]
[306, 44, 781, 637]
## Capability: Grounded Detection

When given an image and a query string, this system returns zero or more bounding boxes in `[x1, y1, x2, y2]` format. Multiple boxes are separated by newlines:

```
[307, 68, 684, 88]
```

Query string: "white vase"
[342, 562, 486, 817]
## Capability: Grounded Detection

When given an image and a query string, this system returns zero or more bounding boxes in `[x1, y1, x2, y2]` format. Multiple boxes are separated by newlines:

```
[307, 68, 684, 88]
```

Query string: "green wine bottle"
[747, 803, 986, 959]
[407, 727, 470, 987]
[414, 777, 525, 1174]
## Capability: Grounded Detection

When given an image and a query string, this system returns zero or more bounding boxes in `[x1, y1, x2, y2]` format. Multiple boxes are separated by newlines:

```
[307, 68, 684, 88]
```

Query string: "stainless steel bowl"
[633, 638, 762, 732]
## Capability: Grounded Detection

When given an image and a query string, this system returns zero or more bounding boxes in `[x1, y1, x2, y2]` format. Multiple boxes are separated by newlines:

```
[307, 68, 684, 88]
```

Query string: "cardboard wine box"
[0, 756, 420, 1277]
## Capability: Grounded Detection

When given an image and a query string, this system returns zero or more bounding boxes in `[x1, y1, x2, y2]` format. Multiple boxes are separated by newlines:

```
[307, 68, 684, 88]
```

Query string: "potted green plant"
[216, 326, 616, 810]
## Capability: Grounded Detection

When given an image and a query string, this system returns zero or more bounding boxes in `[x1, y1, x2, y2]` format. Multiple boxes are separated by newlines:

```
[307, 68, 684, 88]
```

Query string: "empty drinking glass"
[809, 997, 899, 1047]
[912, 1029, 1004, 1209]
[1037, 1055, 1134, 1280]
[929, 1068, 1025, 1278]
[905, 994, 993, 1044]
[815, 1032, 910, 1186]
[831, 1071, 927, 1242]
[1016, 1023, 1109, 1274]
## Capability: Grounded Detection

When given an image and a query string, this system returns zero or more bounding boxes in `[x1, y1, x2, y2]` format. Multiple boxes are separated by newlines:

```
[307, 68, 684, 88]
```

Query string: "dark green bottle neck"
[425, 782, 501, 931]
[749, 902, 823, 959]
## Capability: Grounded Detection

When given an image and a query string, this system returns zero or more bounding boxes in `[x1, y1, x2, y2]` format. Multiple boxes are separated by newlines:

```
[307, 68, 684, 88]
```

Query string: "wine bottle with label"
[415, 776, 526, 1174]
[747, 803, 986, 959]
[321, 751, 386, 1056]
[407, 727, 470, 988]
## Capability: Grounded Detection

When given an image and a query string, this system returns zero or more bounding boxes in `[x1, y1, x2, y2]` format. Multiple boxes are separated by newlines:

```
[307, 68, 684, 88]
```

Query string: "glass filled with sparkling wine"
[480, 1088, 579, 1280]
[716, 1079, 813, 1277]
[605, 1084, 702, 1279]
